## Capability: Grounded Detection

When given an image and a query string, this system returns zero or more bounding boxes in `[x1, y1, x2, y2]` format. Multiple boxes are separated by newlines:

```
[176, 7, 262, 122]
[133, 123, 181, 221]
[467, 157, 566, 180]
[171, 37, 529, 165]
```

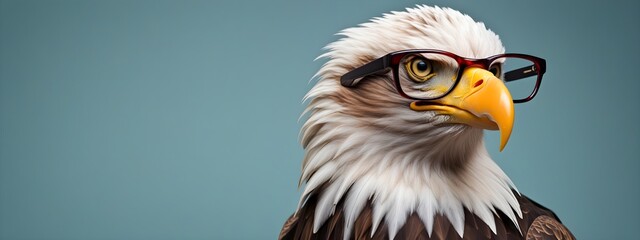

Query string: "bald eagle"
[280, 6, 574, 240]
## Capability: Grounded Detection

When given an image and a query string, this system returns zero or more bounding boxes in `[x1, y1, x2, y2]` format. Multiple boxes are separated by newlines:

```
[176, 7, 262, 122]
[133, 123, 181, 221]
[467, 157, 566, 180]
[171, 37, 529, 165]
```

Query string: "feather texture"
[280, 189, 574, 240]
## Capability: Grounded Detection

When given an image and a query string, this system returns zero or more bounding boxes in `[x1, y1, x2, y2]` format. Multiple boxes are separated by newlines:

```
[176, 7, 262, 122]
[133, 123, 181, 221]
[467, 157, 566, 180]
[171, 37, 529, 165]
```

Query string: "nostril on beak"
[473, 79, 484, 88]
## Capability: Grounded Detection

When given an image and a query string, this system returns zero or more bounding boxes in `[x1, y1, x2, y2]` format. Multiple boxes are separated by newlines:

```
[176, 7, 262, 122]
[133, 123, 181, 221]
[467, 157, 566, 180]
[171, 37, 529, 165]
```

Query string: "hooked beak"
[410, 67, 514, 151]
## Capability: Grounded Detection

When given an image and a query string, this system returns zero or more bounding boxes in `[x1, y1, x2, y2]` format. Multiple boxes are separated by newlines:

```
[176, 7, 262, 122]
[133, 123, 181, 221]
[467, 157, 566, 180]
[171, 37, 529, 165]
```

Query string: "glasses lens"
[397, 53, 459, 100]
[492, 57, 540, 101]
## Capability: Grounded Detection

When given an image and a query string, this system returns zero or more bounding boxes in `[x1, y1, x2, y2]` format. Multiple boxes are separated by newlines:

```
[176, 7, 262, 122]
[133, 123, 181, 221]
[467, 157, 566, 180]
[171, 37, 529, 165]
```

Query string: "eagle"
[280, 6, 574, 240]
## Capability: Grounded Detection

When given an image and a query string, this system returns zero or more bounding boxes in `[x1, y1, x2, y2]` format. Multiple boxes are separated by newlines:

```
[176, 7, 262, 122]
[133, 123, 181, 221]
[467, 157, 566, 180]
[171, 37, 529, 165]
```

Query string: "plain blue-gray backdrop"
[1, 0, 638, 239]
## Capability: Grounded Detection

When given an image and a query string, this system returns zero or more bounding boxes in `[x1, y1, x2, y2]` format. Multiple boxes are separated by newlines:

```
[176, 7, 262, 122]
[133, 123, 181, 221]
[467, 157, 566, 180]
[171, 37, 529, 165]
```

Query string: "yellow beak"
[410, 67, 514, 151]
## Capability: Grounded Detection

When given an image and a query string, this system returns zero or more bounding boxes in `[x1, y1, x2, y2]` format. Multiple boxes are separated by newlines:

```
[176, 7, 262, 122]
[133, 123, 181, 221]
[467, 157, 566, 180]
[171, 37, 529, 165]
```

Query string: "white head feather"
[298, 5, 522, 240]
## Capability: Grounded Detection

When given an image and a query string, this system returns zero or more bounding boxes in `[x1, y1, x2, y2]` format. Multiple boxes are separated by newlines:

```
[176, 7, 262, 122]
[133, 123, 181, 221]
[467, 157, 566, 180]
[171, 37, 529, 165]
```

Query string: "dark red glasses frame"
[340, 49, 547, 103]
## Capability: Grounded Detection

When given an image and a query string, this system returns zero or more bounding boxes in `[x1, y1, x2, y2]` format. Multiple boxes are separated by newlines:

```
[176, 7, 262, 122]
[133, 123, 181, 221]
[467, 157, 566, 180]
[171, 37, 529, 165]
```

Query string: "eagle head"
[297, 5, 547, 239]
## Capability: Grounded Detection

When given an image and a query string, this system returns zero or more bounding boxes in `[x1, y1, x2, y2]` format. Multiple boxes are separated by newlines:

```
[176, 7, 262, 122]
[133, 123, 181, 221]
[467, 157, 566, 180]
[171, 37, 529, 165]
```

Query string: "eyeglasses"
[340, 49, 546, 103]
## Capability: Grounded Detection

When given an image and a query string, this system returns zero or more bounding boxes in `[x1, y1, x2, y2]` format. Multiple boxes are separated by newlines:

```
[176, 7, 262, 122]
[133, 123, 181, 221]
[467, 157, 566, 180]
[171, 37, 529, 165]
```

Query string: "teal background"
[0, 0, 638, 239]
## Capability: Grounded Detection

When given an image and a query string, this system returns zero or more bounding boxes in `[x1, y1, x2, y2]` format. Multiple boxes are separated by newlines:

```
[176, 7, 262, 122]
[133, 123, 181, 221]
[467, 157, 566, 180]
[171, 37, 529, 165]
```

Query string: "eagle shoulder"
[279, 213, 299, 240]
[525, 215, 575, 240]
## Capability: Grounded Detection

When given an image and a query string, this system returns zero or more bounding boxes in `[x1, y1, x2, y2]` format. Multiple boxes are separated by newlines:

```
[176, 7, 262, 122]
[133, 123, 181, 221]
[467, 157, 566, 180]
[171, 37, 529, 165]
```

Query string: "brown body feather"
[280, 190, 574, 240]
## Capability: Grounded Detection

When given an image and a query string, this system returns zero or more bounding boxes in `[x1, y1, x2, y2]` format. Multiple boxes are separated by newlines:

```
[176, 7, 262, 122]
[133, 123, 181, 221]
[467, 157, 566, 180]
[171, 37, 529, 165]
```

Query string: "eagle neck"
[299, 113, 523, 239]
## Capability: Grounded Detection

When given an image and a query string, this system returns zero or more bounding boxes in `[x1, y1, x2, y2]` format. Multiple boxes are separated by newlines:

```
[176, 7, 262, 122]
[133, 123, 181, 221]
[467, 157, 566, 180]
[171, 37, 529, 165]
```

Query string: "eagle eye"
[489, 64, 502, 78]
[405, 56, 436, 82]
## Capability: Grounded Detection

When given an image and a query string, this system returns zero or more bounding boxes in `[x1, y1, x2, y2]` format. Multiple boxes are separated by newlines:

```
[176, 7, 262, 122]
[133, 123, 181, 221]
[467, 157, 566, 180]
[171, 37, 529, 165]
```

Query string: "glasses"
[340, 49, 546, 103]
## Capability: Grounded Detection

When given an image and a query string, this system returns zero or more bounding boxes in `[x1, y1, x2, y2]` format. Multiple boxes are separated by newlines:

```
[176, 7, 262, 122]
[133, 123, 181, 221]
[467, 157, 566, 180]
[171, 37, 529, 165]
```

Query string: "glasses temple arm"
[340, 56, 390, 87]
[504, 64, 538, 82]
